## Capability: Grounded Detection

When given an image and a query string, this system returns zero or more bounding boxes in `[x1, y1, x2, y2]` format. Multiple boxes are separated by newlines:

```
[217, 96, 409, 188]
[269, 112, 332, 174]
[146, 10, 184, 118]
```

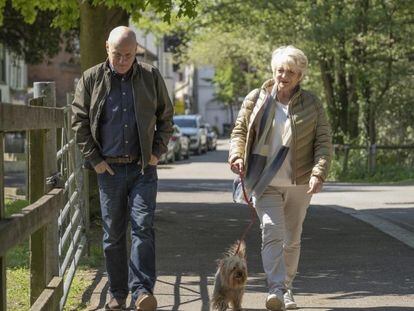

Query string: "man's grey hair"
[271, 45, 308, 81]
[107, 26, 137, 46]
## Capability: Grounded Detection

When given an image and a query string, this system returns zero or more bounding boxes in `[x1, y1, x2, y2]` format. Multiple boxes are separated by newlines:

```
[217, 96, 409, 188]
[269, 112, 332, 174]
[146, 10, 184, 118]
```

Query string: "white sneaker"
[266, 293, 285, 311]
[283, 289, 297, 309]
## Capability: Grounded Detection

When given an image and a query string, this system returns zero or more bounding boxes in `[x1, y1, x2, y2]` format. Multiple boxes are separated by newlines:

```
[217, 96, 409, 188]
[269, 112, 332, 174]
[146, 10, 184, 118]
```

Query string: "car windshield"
[174, 118, 197, 128]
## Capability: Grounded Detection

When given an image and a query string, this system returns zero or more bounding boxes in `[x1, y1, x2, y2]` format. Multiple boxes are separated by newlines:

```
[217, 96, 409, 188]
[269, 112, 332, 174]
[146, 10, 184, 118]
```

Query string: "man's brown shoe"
[104, 296, 126, 310]
[135, 293, 157, 311]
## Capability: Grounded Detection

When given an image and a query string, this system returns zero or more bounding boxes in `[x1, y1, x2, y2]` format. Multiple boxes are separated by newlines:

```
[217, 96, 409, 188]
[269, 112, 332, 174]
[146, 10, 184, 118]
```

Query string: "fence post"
[83, 167, 90, 256]
[368, 144, 377, 175]
[0, 132, 6, 311]
[29, 82, 60, 307]
[342, 144, 350, 174]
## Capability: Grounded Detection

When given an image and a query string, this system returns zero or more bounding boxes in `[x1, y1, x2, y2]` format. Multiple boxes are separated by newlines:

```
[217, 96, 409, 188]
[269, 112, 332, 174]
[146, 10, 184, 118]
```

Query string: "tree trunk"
[229, 101, 234, 125]
[80, 2, 129, 71]
[347, 73, 359, 140]
[319, 55, 339, 142]
[79, 2, 129, 218]
[334, 3, 349, 143]
[357, 0, 376, 173]
[336, 38, 349, 143]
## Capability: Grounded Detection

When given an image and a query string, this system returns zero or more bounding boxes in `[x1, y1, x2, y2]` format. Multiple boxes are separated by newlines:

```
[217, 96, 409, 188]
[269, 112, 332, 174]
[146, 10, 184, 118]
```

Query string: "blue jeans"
[97, 163, 158, 302]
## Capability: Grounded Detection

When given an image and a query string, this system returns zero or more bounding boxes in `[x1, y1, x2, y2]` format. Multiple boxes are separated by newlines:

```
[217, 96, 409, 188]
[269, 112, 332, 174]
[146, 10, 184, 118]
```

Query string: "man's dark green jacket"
[71, 60, 174, 170]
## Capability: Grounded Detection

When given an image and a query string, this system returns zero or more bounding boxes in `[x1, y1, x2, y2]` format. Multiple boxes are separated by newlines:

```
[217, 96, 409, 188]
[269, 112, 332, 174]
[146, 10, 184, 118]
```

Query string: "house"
[174, 64, 237, 136]
[130, 25, 175, 102]
[0, 44, 27, 104]
[28, 43, 81, 107]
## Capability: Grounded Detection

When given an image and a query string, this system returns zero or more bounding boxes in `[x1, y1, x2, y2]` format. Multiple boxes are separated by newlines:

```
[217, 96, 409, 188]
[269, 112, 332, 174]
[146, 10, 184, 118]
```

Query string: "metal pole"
[0, 131, 6, 311]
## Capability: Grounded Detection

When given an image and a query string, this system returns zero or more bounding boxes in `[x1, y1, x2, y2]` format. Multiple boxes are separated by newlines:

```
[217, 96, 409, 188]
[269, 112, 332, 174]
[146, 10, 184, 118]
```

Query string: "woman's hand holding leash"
[231, 158, 244, 174]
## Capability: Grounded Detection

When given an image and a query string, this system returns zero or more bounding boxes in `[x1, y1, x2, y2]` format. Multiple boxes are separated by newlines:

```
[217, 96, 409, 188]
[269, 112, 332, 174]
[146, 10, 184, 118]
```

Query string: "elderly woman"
[229, 45, 332, 310]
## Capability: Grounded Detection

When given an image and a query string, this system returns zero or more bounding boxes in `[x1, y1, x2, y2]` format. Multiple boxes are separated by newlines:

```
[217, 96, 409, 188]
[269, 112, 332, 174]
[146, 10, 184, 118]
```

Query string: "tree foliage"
[147, 0, 414, 147]
[0, 0, 199, 66]
[0, 0, 78, 64]
[0, 0, 199, 29]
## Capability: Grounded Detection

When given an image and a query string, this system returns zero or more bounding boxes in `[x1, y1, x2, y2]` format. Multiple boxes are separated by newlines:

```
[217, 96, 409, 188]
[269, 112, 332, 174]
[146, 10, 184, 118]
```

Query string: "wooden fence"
[0, 82, 89, 310]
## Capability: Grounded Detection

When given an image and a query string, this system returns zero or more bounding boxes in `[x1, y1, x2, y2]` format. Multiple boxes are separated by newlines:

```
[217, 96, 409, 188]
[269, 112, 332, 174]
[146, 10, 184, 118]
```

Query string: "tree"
[0, 0, 199, 70]
[0, 0, 200, 215]
[0, 0, 77, 64]
[159, 0, 414, 149]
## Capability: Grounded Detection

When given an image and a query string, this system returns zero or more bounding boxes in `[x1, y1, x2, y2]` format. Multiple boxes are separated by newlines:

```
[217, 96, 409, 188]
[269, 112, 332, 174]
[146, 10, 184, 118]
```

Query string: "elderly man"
[72, 26, 173, 310]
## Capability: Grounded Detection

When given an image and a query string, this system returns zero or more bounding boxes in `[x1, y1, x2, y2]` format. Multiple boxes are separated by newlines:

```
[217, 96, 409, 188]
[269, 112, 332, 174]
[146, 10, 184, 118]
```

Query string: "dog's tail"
[229, 240, 246, 257]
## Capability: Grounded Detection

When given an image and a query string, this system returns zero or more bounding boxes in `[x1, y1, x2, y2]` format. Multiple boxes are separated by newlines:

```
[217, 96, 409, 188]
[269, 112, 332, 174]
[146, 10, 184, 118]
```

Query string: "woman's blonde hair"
[271, 45, 308, 81]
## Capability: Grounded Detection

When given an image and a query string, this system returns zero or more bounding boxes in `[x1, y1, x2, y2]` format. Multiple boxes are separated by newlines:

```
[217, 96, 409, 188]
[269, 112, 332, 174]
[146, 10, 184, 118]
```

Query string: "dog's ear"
[229, 240, 243, 256]
[237, 240, 246, 258]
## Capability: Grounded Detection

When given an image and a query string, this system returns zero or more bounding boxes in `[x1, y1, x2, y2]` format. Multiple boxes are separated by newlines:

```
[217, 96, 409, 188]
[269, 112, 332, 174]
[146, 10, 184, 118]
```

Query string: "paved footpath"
[87, 140, 414, 310]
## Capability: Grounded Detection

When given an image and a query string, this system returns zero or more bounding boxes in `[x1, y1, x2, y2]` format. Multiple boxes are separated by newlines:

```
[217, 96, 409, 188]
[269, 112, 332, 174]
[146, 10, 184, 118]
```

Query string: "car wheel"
[184, 149, 190, 159]
[195, 144, 202, 155]
[176, 146, 183, 161]
[169, 151, 175, 163]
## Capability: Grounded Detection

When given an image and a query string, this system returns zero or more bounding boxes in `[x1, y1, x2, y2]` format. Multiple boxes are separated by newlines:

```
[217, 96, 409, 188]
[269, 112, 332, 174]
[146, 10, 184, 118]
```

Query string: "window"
[173, 118, 197, 128]
[10, 56, 23, 90]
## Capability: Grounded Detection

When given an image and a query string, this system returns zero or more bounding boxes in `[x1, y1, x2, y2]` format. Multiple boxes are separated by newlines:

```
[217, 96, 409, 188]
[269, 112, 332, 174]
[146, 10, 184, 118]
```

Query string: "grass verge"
[5, 199, 103, 310]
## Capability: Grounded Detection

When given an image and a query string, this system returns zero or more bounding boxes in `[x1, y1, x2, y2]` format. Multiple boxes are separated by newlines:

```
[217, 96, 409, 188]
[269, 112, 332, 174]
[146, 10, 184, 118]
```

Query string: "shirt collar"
[107, 60, 134, 80]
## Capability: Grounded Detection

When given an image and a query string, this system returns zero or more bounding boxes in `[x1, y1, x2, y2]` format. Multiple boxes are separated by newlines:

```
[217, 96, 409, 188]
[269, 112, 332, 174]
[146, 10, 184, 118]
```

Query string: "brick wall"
[28, 47, 81, 107]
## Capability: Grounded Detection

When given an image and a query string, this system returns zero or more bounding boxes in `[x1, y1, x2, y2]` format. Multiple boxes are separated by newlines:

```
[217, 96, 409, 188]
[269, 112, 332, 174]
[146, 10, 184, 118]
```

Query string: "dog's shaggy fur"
[212, 240, 248, 311]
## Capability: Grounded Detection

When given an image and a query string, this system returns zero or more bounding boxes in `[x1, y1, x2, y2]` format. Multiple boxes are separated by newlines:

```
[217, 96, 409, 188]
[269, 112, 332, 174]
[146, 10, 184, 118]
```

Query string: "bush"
[328, 148, 414, 183]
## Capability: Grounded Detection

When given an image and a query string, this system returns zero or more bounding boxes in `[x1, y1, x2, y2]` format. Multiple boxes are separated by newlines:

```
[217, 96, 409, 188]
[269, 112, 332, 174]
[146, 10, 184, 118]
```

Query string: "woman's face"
[273, 65, 301, 94]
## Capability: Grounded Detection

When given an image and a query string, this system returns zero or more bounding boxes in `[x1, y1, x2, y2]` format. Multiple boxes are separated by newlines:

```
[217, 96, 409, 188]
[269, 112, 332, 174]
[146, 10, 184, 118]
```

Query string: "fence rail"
[0, 103, 64, 131]
[333, 143, 414, 174]
[0, 82, 89, 311]
[0, 189, 63, 257]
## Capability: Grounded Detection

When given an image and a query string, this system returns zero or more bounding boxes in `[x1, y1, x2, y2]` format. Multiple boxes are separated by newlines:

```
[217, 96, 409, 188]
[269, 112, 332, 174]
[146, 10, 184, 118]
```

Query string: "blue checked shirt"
[98, 67, 140, 158]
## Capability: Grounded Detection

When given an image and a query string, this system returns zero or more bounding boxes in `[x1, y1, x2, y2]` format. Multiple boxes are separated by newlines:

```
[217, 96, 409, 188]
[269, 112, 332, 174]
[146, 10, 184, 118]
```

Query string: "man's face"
[106, 41, 137, 74]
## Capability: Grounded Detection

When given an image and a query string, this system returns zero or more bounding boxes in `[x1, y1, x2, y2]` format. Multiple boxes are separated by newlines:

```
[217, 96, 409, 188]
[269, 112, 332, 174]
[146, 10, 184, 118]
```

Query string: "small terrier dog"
[212, 240, 248, 311]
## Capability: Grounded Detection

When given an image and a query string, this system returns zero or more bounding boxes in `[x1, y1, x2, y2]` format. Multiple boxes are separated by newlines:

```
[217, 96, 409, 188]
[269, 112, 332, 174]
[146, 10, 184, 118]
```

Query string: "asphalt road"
[87, 139, 414, 310]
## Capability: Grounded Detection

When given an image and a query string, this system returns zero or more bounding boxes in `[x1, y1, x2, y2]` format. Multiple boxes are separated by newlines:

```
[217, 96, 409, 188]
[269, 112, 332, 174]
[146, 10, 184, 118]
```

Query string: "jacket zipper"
[95, 99, 104, 151]
[287, 91, 301, 185]
[131, 74, 145, 174]
[288, 105, 296, 185]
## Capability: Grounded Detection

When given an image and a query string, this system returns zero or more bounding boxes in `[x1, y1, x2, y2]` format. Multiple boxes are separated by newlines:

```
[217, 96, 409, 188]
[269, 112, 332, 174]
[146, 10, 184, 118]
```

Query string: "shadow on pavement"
[185, 149, 229, 164]
[156, 202, 263, 275]
[85, 202, 414, 310]
[296, 206, 414, 298]
[322, 182, 414, 193]
[158, 179, 232, 192]
[156, 203, 414, 303]
[303, 308, 414, 311]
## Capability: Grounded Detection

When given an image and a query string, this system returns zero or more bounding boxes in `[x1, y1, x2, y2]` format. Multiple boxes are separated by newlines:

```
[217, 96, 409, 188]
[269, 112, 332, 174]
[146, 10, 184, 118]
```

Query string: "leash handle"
[239, 172, 251, 205]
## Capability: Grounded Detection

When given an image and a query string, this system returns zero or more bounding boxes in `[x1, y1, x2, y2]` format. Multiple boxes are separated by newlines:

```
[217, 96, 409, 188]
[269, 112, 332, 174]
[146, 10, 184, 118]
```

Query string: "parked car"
[172, 124, 190, 160]
[204, 123, 218, 151]
[173, 115, 208, 155]
[159, 137, 175, 164]
[159, 125, 190, 164]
